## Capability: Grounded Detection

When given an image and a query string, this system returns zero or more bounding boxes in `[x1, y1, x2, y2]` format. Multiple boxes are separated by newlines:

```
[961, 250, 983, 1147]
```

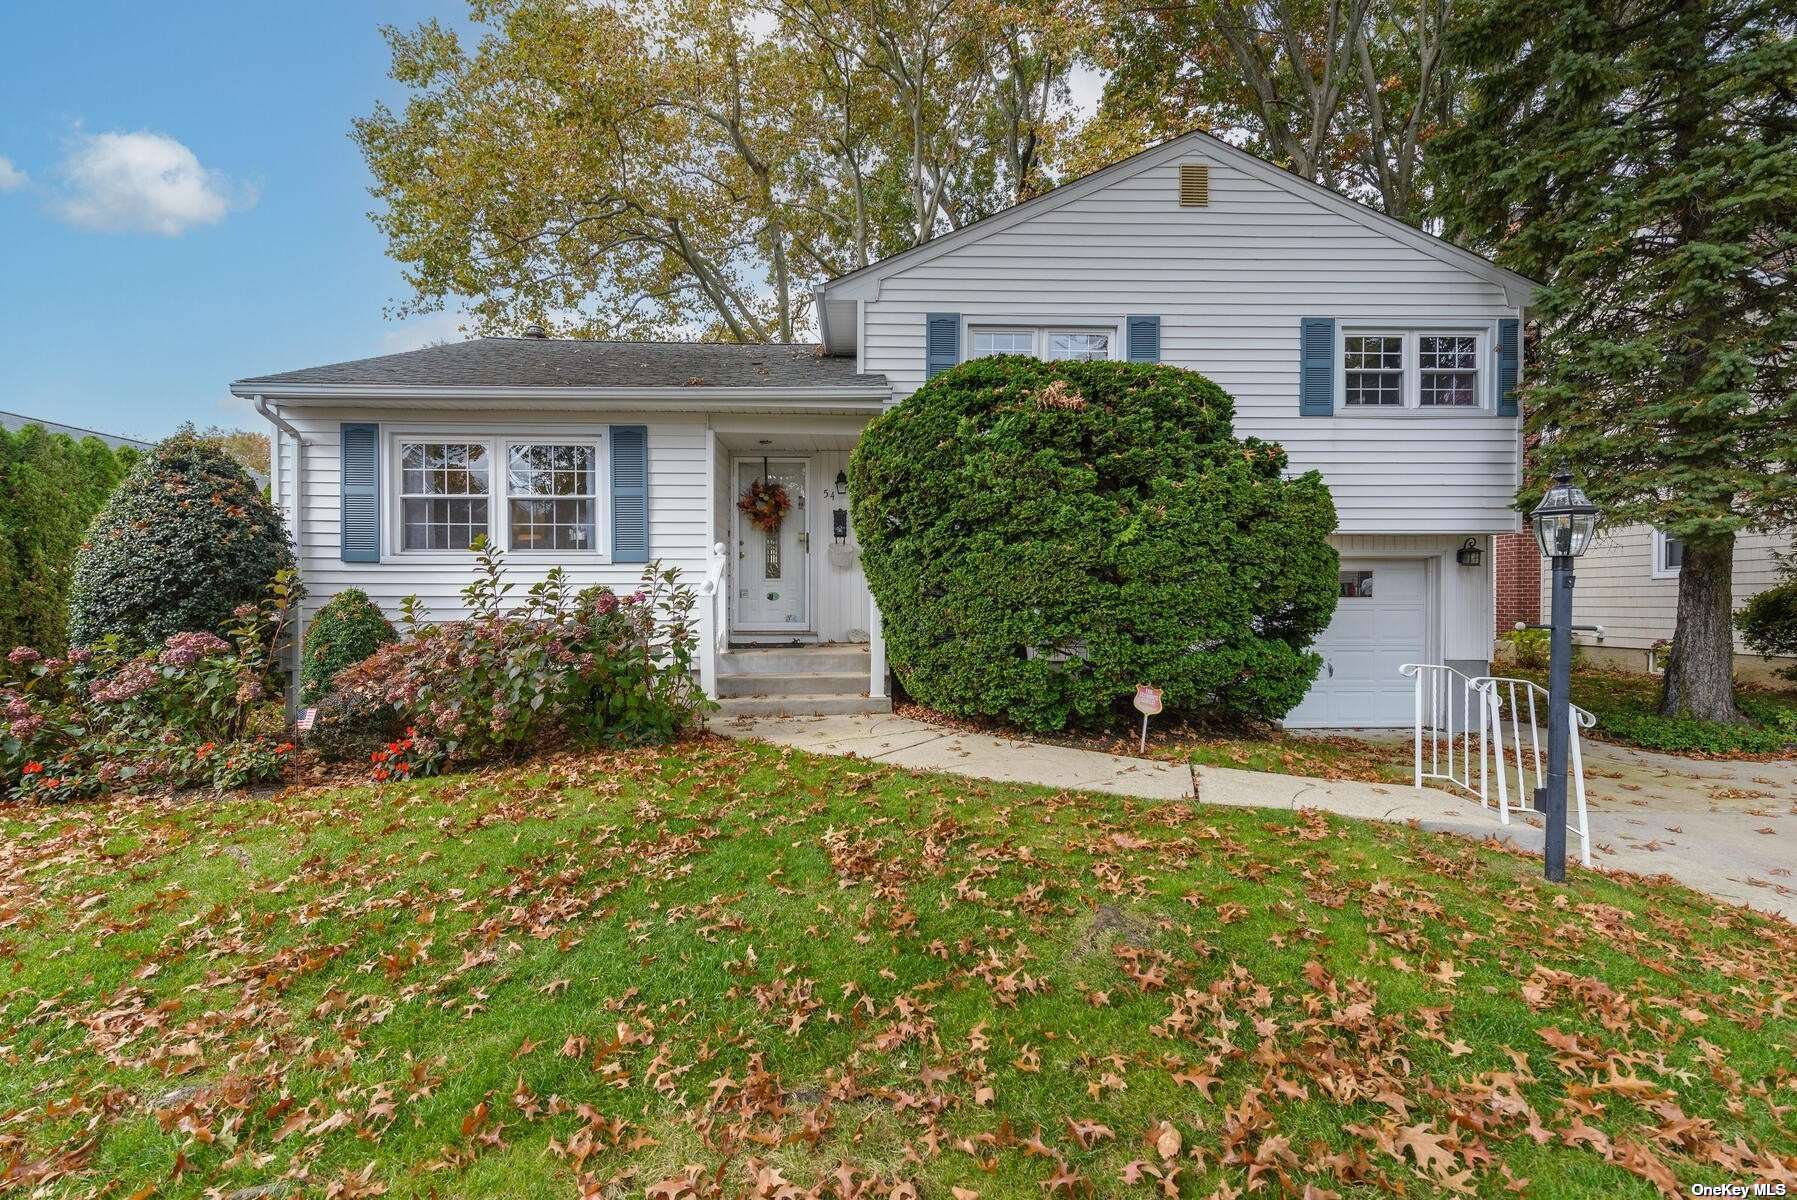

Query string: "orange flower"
[21, 761, 43, 775]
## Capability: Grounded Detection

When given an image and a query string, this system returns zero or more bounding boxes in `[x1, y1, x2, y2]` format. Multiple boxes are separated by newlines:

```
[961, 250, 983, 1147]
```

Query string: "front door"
[733, 458, 810, 631]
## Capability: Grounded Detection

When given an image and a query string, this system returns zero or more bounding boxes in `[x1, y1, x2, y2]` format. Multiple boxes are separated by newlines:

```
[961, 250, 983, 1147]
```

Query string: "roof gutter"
[227, 382, 892, 409]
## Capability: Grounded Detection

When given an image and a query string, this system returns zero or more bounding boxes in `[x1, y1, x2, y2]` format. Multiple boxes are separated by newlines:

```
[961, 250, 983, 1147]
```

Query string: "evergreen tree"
[1434, 0, 1797, 721]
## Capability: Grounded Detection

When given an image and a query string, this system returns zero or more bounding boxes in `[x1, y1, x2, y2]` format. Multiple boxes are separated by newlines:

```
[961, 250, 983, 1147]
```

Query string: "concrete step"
[721, 646, 870, 675]
[715, 694, 893, 719]
[717, 672, 869, 699]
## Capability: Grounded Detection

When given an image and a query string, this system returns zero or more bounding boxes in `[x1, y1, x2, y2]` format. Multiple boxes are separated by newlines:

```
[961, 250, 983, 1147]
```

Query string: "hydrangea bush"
[2, 573, 301, 801]
[330, 539, 710, 776]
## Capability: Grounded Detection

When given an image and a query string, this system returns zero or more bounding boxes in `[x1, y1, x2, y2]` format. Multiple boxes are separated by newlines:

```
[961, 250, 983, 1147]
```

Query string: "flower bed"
[2, 573, 301, 801]
[327, 540, 711, 776]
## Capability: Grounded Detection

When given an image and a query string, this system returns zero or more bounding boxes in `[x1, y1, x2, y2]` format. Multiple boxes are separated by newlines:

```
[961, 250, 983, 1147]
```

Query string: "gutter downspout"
[253, 395, 306, 716]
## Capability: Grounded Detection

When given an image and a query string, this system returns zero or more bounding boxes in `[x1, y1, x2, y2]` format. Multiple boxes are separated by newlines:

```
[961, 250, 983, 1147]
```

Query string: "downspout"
[253, 395, 307, 715]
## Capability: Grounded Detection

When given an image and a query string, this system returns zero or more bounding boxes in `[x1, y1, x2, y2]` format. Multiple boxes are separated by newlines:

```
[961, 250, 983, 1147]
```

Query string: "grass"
[1510, 666, 1797, 757]
[2, 737, 1794, 1198]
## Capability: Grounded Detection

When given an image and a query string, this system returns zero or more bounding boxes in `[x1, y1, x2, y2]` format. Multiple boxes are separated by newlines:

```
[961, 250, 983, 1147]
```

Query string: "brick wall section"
[1494, 532, 1542, 636]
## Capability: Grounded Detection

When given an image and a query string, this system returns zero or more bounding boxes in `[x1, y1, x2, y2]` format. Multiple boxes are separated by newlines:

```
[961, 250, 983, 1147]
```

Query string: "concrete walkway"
[720, 713, 1797, 924]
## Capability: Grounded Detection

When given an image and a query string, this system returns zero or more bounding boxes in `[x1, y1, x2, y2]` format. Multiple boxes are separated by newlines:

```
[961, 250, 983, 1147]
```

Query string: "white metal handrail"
[695, 541, 728, 698]
[1399, 663, 1484, 799]
[1400, 665, 1594, 868]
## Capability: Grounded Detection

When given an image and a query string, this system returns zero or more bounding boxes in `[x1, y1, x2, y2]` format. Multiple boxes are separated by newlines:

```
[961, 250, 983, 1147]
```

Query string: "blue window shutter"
[339, 423, 379, 563]
[1497, 318, 1521, 417]
[610, 425, 649, 563]
[925, 313, 959, 379]
[1299, 317, 1336, 416]
[1126, 315, 1161, 363]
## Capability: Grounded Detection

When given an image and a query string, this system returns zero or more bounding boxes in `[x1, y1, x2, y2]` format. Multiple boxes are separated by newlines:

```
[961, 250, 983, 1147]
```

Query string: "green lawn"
[3, 739, 1794, 1198]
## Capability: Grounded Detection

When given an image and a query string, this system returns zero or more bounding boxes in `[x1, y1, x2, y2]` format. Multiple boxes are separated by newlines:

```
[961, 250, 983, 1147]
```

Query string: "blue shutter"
[610, 425, 649, 563]
[1126, 315, 1161, 363]
[1299, 317, 1336, 416]
[925, 313, 959, 379]
[1497, 318, 1521, 417]
[339, 423, 379, 563]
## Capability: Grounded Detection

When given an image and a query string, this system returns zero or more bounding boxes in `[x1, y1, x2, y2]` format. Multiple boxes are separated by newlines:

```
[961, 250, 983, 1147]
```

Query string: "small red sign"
[1133, 685, 1163, 716]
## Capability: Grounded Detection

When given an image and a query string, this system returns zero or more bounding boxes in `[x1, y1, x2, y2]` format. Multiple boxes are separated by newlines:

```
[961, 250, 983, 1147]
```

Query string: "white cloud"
[53, 130, 253, 235]
[0, 155, 25, 191]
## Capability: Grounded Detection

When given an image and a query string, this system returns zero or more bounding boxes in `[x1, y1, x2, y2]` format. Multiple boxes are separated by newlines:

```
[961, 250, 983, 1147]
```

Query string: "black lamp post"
[1529, 470, 1599, 882]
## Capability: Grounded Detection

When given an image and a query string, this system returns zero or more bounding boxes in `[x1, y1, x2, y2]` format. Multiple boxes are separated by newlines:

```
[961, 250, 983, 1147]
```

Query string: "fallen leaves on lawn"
[0, 738, 1793, 1199]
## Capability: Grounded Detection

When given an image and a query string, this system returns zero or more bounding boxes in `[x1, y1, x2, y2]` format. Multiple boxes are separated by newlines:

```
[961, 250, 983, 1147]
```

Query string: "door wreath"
[738, 477, 791, 535]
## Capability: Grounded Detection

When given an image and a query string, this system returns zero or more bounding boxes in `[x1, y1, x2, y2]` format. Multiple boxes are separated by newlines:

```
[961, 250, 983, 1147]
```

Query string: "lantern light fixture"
[1455, 538, 1483, 568]
[1531, 471, 1599, 560]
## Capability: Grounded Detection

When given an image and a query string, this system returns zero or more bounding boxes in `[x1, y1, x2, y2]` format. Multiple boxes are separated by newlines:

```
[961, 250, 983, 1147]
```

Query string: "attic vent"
[1179, 163, 1210, 207]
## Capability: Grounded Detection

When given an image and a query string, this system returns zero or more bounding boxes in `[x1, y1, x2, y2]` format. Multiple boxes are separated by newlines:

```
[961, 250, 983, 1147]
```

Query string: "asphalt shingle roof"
[234, 338, 884, 391]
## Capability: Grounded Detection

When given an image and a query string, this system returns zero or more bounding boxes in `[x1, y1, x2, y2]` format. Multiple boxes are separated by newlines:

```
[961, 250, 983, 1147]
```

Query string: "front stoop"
[713, 644, 892, 718]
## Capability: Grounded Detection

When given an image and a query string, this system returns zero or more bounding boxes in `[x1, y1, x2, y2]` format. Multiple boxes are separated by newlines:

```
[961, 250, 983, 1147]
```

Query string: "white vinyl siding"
[271, 409, 708, 633]
[854, 153, 1523, 533]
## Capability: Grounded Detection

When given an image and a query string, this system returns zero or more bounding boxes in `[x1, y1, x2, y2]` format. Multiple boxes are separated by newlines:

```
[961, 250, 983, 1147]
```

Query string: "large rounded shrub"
[300, 588, 398, 704]
[849, 357, 1339, 731]
[69, 430, 295, 647]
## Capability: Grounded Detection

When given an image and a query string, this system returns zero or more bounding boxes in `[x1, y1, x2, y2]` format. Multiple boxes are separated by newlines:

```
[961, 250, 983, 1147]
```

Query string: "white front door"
[1283, 559, 1429, 728]
[733, 458, 811, 631]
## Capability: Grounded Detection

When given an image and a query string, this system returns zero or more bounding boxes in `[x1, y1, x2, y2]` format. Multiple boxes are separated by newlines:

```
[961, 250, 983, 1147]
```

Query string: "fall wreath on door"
[738, 477, 791, 535]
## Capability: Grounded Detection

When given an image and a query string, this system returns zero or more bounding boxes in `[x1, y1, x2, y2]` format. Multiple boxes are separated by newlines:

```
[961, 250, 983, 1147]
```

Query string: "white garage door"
[1283, 559, 1429, 728]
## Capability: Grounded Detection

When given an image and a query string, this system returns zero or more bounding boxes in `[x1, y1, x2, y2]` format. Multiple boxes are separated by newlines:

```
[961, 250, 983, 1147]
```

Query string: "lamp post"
[1529, 471, 1599, 882]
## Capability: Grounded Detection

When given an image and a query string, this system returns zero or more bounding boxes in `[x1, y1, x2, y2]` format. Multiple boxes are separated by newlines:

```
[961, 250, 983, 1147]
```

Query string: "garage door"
[1282, 559, 1428, 728]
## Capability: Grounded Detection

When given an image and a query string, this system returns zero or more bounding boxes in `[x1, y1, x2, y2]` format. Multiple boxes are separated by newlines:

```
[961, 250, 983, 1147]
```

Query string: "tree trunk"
[1658, 534, 1745, 722]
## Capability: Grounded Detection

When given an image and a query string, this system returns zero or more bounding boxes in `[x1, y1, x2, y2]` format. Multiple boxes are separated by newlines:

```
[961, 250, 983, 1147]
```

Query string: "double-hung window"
[400, 442, 491, 551]
[1344, 334, 1405, 406]
[395, 436, 605, 557]
[507, 443, 598, 551]
[967, 326, 1118, 362]
[1046, 331, 1112, 361]
[971, 329, 1035, 358]
[1341, 328, 1488, 411]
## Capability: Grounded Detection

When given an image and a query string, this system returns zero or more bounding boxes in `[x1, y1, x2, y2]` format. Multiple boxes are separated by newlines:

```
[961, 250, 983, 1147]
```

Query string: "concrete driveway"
[720, 713, 1797, 924]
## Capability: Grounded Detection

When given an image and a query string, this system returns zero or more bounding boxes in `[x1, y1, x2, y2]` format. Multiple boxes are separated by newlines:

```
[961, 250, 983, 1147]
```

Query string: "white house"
[232, 130, 1537, 727]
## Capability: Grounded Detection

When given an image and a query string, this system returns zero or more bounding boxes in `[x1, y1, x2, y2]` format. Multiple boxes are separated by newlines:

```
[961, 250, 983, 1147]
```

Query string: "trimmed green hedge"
[300, 588, 398, 705]
[0, 424, 138, 653]
[848, 357, 1339, 731]
[69, 430, 295, 647]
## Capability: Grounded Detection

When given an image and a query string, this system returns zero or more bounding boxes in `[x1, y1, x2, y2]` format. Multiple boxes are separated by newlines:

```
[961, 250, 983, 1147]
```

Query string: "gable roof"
[232, 337, 886, 398]
[814, 129, 1538, 351]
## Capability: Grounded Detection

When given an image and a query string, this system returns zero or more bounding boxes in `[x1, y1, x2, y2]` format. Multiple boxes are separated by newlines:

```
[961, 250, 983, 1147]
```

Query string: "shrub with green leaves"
[1737, 576, 1797, 683]
[0, 424, 138, 653]
[848, 357, 1339, 732]
[299, 588, 398, 704]
[69, 429, 294, 648]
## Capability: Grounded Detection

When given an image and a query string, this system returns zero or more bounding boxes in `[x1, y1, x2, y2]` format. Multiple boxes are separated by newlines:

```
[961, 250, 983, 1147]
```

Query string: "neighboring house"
[0, 409, 152, 453]
[231, 129, 1536, 726]
[1493, 525, 1794, 682]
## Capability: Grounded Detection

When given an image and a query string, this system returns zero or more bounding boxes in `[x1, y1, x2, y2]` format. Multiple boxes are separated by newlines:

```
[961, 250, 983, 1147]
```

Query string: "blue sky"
[0, 2, 473, 440]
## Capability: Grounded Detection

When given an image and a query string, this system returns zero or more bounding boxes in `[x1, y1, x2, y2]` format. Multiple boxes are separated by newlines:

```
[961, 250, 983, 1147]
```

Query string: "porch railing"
[1399, 664, 1594, 868]
[695, 541, 728, 698]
